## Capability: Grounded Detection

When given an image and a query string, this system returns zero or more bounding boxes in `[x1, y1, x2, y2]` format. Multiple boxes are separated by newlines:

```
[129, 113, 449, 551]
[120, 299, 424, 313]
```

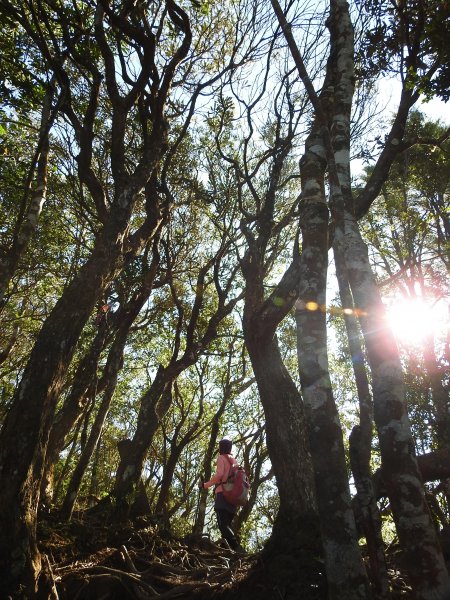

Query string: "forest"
[0, 0, 449, 598]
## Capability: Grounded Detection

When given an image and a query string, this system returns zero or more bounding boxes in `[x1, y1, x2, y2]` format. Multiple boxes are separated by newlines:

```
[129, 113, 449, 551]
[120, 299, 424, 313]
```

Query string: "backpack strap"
[221, 454, 235, 484]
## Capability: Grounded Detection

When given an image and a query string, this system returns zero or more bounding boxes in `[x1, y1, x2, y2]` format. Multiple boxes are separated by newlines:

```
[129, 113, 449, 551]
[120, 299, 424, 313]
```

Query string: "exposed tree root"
[37, 512, 433, 599]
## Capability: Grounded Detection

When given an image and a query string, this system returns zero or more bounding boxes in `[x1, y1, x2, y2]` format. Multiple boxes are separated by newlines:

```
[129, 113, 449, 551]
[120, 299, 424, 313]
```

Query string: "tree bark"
[0, 142, 166, 596]
[59, 320, 131, 520]
[244, 331, 318, 553]
[344, 213, 450, 599]
[295, 130, 370, 599]
[336, 266, 389, 597]
[112, 257, 242, 512]
[41, 319, 110, 506]
[0, 80, 54, 307]
[113, 369, 175, 511]
[374, 447, 450, 495]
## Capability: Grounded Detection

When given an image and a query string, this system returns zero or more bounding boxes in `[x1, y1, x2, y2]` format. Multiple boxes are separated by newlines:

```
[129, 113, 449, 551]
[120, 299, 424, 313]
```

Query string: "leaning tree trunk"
[244, 331, 319, 554]
[59, 322, 130, 521]
[112, 263, 242, 513]
[0, 184, 164, 595]
[113, 365, 176, 511]
[45, 244, 160, 510]
[0, 1, 191, 590]
[423, 335, 450, 509]
[59, 382, 114, 521]
[41, 318, 110, 506]
[155, 439, 186, 522]
[193, 399, 226, 535]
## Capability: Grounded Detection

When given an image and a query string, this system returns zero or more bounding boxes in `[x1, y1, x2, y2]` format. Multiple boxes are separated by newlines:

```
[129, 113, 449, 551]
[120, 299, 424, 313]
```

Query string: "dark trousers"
[215, 508, 238, 549]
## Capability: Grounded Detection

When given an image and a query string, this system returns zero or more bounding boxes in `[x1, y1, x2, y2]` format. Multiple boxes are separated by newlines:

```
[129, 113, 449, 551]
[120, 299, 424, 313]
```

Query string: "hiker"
[200, 438, 241, 550]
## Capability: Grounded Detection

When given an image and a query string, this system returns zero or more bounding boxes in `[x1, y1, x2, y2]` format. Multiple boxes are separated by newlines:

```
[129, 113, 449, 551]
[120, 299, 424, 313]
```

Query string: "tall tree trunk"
[423, 335, 450, 452]
[0, 81, 55, 307]
[113, 367, 175, 510]
[0, 323, 20, 366]
[155, 441, 184, 521]
[294, 119, 371, 598]
[89, 437, 102, 503]
[44, 243, 160, 508]
[336, 261, 389, 597]
[59, 325, 127, 521]
[344, 213, 450, 599]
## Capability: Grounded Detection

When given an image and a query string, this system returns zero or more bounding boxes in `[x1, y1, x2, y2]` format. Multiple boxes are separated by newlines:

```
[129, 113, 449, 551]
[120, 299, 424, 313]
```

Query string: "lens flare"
[386, 297, 446, 346]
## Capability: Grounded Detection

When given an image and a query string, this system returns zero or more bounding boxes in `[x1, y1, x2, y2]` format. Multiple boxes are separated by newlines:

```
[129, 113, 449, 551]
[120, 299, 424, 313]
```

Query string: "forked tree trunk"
[59, 325, 129, 520]
[113, 367, 175, 510]
[0, 2, 190, 590]
[41, 319, 110, 506]
[112, 266, 242, 512]
[60, 387, 113, 521]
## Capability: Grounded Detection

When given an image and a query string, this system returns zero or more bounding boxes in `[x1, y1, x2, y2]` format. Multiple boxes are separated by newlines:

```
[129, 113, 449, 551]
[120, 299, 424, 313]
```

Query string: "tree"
[272, 0, 450, 596]
[0, 0, 194, 593]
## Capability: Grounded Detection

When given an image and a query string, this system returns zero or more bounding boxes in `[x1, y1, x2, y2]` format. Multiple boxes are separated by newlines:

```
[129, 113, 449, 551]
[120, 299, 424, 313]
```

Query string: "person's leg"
[215, 509, 238, 549]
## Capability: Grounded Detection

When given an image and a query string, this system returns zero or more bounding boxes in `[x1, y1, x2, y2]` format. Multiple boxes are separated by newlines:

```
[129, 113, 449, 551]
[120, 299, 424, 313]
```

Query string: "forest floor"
[39, 512, 419, 600]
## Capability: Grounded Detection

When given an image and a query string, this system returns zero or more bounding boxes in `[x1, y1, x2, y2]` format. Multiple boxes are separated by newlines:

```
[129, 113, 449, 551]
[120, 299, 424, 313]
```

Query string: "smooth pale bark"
[335, 247, 388, 597]
[295, 123, 370, 599]
[344, 213, 450, 599]
[374, 448, 450, 494]
[0, 82, 54, 307]
[270, 0, 371, 593]
[325, 0, 447, 594]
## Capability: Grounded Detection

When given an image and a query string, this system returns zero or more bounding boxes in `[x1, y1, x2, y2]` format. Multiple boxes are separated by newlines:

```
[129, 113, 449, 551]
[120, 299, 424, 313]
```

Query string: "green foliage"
[356, 0, 450, 101]
[1, 0, 449, 558]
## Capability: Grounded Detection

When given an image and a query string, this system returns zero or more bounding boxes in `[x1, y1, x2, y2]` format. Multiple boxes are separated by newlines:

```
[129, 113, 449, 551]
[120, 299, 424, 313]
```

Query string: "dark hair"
[219, 438, 232, 454]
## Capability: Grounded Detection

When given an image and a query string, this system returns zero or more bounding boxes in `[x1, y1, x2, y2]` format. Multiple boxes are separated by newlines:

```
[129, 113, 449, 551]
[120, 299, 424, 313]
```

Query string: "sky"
[378, 76, 449, 124]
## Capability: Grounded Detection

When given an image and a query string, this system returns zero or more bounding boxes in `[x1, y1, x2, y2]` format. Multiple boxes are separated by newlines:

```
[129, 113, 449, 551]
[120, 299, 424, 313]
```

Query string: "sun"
[386, 296, 447, 347]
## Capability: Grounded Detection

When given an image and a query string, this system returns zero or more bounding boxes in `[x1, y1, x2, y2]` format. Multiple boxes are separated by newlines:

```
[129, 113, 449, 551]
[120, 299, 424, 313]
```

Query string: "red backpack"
[221, 455, 250, 506]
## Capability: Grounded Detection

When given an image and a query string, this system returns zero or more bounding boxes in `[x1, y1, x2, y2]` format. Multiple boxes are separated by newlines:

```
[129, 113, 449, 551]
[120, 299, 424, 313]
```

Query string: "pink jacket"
[203, 454, 237, 494]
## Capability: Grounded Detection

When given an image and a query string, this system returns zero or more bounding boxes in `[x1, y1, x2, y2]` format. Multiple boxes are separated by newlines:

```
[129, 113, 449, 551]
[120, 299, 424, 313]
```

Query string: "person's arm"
[203, 455, 226, 489]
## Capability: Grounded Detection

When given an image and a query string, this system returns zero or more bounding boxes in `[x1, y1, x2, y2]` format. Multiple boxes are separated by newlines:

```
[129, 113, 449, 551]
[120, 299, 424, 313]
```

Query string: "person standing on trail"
[200, 438, 241, 551]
